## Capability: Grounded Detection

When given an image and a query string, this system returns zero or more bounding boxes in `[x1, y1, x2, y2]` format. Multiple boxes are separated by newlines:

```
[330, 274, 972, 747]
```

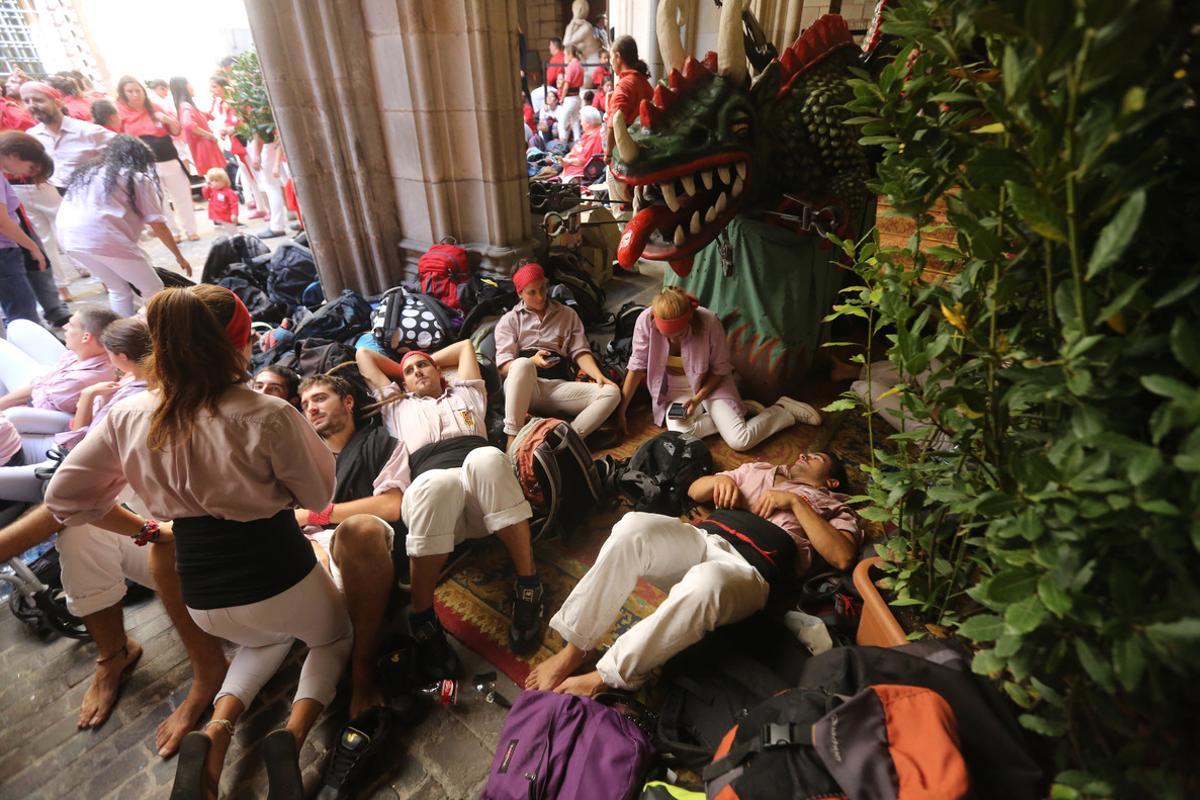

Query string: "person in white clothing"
[357, 340, 546, 680]
[56, 135, 193, 316]
[496, 262, 620, 447]
[249, 134, 287, 237]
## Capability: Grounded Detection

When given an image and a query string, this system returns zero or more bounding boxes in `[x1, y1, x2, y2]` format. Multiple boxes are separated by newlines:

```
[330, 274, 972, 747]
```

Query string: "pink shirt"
[372, 379, 488, 494]
[45, 384, 335, 526]
[719, 462, 861, 575]
[0, 414, 20, 464]
[115, 101, 175, 137]
[628, 306, 743, 426]
[57, 168, 167, 258]
[494, 300, 591, 369]
[26, 116, 115, 188]
[29, 352, 115, 414]
[54, 376, 147, 451]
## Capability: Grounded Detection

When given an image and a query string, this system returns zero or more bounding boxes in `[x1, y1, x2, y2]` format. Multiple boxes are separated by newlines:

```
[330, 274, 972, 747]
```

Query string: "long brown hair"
[145, 285, 247, 450]
[0, 131, 54, 183]
[100, 317, 151, 362]
[116, 74, 156, 118]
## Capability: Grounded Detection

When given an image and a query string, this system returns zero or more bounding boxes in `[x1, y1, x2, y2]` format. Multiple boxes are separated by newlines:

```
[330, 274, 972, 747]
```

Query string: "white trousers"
[0, 422, 57, 503]
[64, 249, 164, 317]
[851, 360, 951, 449]
[10, 182, 77, 288]
[253, 142, 287, 233]
[157, 159, 198, 237]
[188, 565, 352, 708]
[56, 524, 155, 616]
[666, 395, 795, 452]
[0, 318, 65, 394]
[556, 95, 582, 142]
[401, 446, 532, 558]
[550, 512, 769, 689]
[307, 514, 394, 592]
[503, 358, 621, 437]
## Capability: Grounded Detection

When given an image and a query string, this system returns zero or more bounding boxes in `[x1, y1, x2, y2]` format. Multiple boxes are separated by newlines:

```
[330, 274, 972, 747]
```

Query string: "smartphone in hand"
[667, 402, 687, 419]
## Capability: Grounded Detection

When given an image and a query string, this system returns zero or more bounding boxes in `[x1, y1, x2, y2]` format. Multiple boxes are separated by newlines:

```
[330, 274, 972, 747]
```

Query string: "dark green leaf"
[1170, 317, 1200, 377]
[1153, 275, 1200, 309]
[1140, 375, 1195, 403]
[1038, 575, 1073, 617]
[957, 613, 1005, 641]
[1020, 713, 1067, 737]
[1085, 190, 1145, 279]
[1006, 595, 1048, 634]
[1007, 181, 1066, 241]
[1112, 636, 1145, 692]
[1075, 639, 1116, 693]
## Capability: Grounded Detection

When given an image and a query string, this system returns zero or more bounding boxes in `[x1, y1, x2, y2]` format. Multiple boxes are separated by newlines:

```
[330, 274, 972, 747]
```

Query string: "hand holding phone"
[667, 402, 688, 419]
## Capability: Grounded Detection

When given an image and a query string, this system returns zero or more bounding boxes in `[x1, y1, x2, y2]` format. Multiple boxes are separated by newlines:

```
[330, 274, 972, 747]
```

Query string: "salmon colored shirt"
[116, 101, 175, 137]
[0, 414, 20, 464]
[494, 299, 591, 369]
[29, 352, 115, 414]
[45, 384, 336, 526]
[718, 462, 861, 575]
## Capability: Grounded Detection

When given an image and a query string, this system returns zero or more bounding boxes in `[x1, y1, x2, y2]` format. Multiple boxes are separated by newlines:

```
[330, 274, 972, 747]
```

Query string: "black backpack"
[200, 232, 269, 284]
[606, 302, 645, 368]
[656, 614, 813, 771]
[546, 257, 611, 327]
[617, 432, 713, 515]
[217, 275, 287, 324]
[459, 274, 519, 337]
[509, 418, 608, 545]
[371, 286, 462, 353]
[271, 338, 373, 412]
[154, 266, 195, 288]
[291, 289, 373, 343]
[265, 242, 318, 312]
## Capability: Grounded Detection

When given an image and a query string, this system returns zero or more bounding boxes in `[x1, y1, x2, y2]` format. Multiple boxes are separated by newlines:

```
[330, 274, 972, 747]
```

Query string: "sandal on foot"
[264, 729, 304, 800]
[169, 731, 212, 800]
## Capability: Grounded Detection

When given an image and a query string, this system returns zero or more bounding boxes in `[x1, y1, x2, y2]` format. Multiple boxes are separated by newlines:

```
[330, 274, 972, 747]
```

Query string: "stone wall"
[525, 0, 564, 81]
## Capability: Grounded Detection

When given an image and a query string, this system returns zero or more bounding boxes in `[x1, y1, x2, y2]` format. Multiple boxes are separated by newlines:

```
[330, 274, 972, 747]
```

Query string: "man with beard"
[293, 374, 401, 717]
[526, 452, 861, 696]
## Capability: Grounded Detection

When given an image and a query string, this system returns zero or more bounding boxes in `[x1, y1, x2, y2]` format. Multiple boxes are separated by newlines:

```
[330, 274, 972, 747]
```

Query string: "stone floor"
[0, 220, 668, 799]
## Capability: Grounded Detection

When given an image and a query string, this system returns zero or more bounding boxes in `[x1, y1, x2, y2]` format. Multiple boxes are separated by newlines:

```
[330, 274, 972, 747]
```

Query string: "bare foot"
[554, 670, 607, 697]
[155, 655, 229, 757]
[349, 673, 386, 720]
[525, 644, 587, 691]
[78, 639, 143, 729]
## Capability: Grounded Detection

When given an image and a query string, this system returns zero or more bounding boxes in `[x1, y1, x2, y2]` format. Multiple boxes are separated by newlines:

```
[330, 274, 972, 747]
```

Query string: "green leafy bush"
[229, 50, 276, 144]
[828, 0, 1199, 794]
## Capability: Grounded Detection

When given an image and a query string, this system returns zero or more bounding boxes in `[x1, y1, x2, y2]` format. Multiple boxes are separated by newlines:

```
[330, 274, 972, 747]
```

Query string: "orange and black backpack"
[702, 644, 1043, 800]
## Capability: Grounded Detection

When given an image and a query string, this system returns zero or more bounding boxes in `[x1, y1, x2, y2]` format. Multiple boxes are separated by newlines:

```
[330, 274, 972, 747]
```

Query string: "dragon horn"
[717, 0, 748, 85]
[612, 110, 639, 164]
[656, 0, 685, 74]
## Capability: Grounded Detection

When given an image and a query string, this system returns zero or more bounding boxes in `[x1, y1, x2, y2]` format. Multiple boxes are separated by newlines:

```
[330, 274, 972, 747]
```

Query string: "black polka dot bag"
[371, 286, 463, 354]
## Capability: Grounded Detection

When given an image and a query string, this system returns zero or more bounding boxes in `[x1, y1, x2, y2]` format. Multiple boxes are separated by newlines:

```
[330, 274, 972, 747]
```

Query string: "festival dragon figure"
[611, 0, 883, 277]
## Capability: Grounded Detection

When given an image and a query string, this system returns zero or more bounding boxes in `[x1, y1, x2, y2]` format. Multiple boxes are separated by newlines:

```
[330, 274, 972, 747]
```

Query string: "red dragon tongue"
[618, 204, 674, 270]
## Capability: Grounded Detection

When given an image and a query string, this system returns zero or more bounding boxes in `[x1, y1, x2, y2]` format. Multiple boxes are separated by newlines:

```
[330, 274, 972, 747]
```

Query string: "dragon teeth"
[732, 177, 744, 197]
[681, 175, 696, 196]
[674, 225, 686, 246]
[705, 205, 718, 223]
[718, 165, 731, 184]
[736, 161, 747, 179]
[690, 211, 702, 234]
[661, 181, 680, 212]
[701, 170, 714, 190]
[715, 192, 728, 213]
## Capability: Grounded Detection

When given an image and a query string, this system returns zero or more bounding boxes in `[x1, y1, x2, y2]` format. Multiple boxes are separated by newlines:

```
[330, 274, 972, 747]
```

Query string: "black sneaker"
[410, 613, 463, 681]
[315, 707, 393, 800]
[509, 582, 546, 656]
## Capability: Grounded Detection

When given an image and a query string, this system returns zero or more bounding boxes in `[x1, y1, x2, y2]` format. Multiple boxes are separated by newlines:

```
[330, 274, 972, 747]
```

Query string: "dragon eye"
[731, 121, 750, 137]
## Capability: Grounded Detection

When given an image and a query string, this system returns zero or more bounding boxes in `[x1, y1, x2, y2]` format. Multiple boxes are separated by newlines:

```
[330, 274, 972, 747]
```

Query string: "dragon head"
[610, 0, 868, 276]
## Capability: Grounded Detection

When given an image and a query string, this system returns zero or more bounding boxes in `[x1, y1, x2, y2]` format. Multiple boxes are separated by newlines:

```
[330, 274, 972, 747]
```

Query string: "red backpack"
[418, 239, 470, 310]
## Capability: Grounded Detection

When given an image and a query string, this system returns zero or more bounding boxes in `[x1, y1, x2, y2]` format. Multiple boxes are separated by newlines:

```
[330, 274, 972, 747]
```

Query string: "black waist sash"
[696, 509, 797, 585]
[408, 435, 492, 479]
[139, 134, 180, 162]
[173, 509, 316, 610]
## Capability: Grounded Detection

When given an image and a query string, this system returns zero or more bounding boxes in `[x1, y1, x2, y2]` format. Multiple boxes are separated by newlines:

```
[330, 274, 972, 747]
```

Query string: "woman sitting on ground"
[43, 285, 352, 799]
[617, 287, 821, 451]
[55, 134, 192, 317]
[495, 262, 621, 448]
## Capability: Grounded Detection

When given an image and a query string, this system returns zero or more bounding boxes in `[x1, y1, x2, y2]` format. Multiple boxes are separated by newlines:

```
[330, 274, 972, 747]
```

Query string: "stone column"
[243, 0, 405, 294]
[241, 0, 535, 294]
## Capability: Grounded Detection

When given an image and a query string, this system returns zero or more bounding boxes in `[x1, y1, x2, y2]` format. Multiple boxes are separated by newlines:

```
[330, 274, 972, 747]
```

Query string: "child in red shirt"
[201, 167, 239, 232]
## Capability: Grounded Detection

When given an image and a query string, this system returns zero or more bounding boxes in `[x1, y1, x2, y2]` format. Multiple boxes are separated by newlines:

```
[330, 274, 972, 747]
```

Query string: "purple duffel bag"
[481, 690, 655, 800]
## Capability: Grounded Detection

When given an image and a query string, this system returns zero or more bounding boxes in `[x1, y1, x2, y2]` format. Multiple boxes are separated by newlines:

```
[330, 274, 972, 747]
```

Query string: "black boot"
[509, 581, 547, 656]
[410, 612, 463, 682]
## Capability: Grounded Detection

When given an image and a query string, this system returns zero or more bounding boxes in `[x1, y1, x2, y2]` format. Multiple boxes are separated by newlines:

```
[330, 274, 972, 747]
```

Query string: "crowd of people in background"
[0, 58, 296, 331]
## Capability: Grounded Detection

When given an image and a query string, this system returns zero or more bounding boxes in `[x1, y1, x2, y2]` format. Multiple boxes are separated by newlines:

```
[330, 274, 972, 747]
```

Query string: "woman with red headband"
[617, 287, 821, 450]
[42, 285, 352, 799]
[496, 262, 621, 447]
[55, 134, 192, 316]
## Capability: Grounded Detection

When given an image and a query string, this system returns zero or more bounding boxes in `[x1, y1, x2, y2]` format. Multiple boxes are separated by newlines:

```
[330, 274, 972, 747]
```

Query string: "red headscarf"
[221, 288, 252, 350]
[19, 81, 64, 104]
[654, 293, 700, 336]
[513, 262, 546, 294]
[400, 350, 435, 371]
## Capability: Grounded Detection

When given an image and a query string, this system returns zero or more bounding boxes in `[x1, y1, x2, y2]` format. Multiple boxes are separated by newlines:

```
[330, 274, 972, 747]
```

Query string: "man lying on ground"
[357, 341, 545, 681]
[526, 451, 860, 695]
[293, 374, 403, 717]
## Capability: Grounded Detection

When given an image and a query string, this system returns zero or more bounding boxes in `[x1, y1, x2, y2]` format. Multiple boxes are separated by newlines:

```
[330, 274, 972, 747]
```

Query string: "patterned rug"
[434, 403, 878, 686]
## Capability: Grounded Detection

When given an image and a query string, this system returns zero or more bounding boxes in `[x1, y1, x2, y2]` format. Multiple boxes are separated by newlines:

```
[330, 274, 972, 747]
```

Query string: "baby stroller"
[0, 501, 89, 640]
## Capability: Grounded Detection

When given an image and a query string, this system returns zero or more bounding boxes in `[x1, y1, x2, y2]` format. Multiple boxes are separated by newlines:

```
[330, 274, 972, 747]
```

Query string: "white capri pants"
[550, 511, 769, 690]
[0, 319, 64, 393]
[666, 395, 795, 452]
[401, 446, 532, 558]
[10, 182, 79, 289]
[307, 514, 394, 592]
[503, 357, 621, 437]
[253, 141, 287, 233]
[64, 249, 164, 318]
[56, 524, 155, 617]
[157, 159, 198, 237]
[188, 565, 352, 709]
[556, 95, 582, 142]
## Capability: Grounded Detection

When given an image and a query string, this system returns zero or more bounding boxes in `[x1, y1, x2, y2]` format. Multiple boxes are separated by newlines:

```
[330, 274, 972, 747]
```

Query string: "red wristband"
[134, 519, 160, 547]
[307, 503, 334, 527]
